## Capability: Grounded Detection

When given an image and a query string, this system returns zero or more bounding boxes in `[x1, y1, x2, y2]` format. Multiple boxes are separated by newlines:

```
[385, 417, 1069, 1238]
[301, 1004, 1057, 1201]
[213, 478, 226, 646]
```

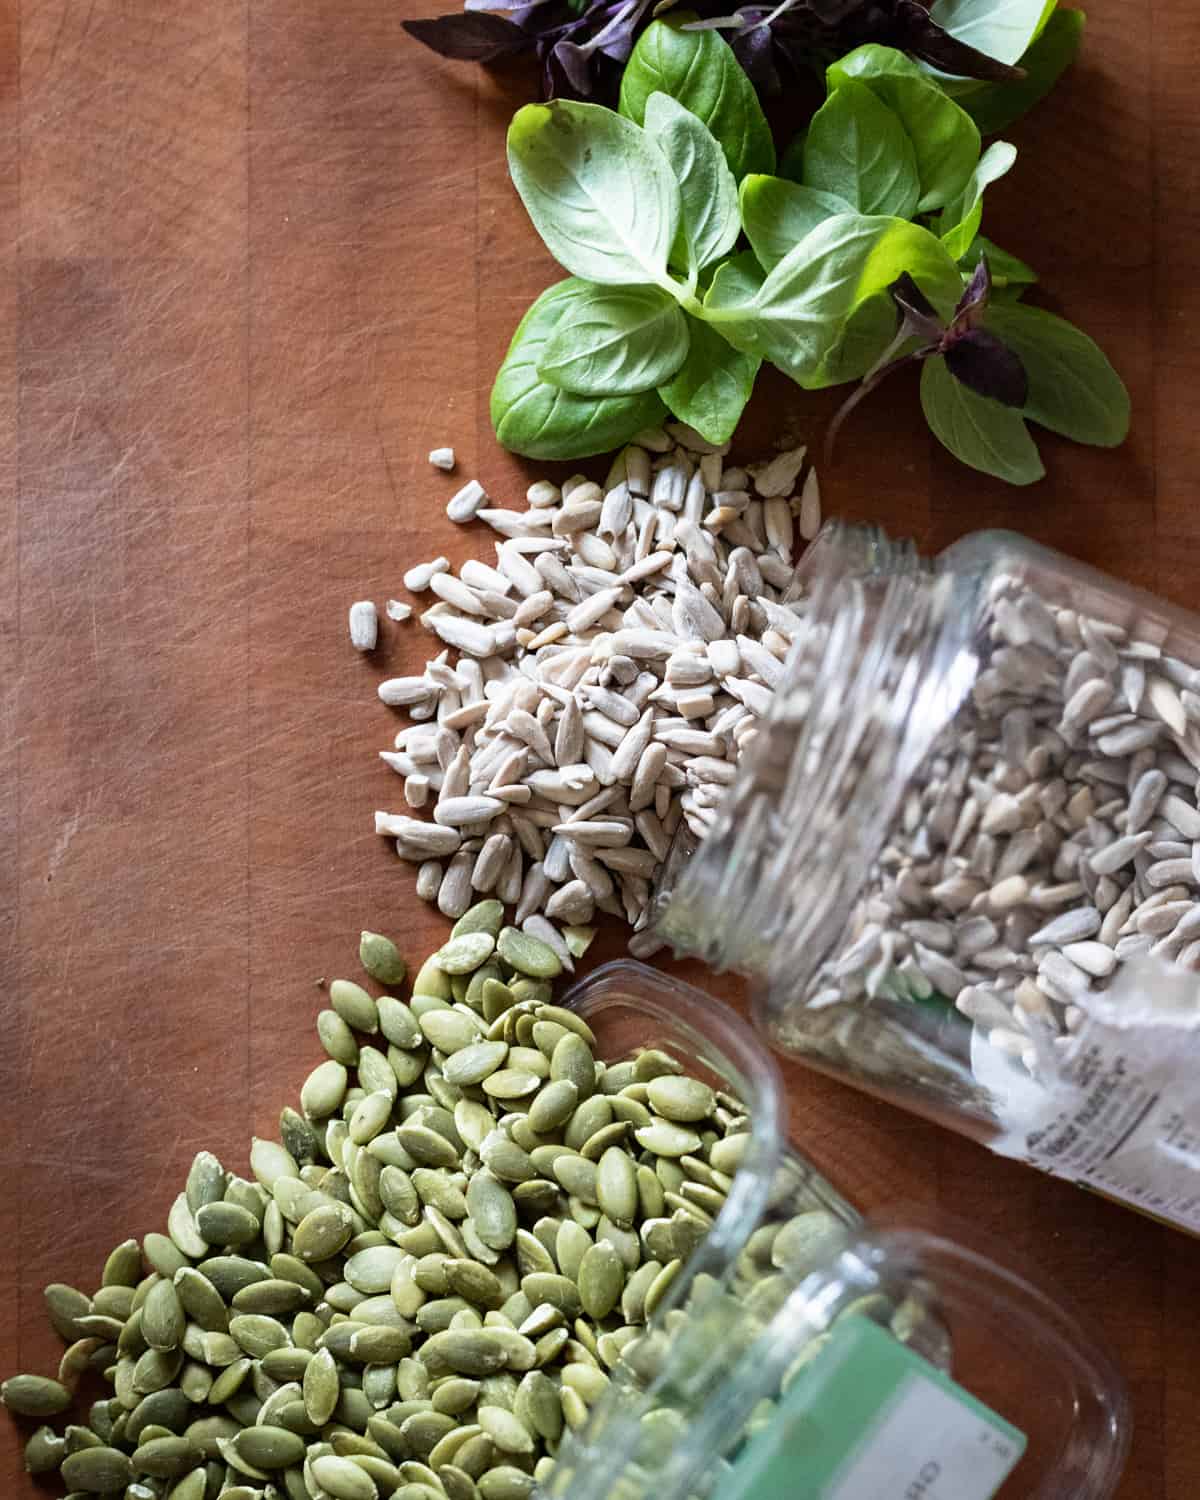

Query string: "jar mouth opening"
[657, 521, 984, 1001]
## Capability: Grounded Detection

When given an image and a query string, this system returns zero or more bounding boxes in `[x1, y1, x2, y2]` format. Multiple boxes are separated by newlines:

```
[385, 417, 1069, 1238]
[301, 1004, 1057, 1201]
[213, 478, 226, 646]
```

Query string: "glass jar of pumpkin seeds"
[557, 960, 1130, 1500]
[653, 521, 1200, 1235]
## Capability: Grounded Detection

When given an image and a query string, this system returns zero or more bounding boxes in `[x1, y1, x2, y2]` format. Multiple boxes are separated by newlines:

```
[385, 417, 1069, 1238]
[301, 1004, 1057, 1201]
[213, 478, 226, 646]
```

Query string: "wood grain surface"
[1, 0, 1198, 1492]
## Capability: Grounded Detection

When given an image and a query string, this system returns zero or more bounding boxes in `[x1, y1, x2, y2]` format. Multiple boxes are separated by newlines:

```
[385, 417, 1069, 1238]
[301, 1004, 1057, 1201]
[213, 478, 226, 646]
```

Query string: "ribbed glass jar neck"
[658, 522, 982, 989]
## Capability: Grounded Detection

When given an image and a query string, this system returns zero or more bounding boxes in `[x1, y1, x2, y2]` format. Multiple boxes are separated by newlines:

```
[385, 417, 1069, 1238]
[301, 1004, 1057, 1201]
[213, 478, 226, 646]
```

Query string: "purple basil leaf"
[403, 12, 534, 61]
[889, 273, 945, 344]
[554, 38, 599, 91]
[731, 23, 783, 94]
[943, 328, 1029, 407]
[953, 255, 992, 329]
[464, 0, 551, 12]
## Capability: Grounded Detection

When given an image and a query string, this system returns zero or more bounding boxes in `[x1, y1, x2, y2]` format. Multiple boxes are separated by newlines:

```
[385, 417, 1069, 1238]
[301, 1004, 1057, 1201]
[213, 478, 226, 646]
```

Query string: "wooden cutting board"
[1, 0, 1198, 1492]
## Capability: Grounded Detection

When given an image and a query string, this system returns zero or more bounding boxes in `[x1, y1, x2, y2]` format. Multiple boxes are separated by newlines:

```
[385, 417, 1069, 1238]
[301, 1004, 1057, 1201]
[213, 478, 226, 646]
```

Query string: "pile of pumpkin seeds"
[1, 909, 762, 1500]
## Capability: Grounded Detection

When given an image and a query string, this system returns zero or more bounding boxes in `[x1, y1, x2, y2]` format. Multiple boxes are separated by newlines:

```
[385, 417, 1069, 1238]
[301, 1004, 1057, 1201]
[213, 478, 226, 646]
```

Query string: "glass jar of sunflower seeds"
[559, 961, 1129, 1500]
[653, 522, 1200, 1236]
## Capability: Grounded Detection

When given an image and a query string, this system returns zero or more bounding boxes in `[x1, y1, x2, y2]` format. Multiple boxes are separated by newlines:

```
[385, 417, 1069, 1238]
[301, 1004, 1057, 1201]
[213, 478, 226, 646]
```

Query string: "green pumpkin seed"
[292, 1202, 355, 1262]
[633, 1048, 682, 1082]
[646, 1074, 716, 1122]
[232, 1423, 309, 1470]
[279, 1106, 320, 1165]
[771, 1210, 846, 1273]
[523, 1079, 574, 1134]
[347, 1090, 393, 1146]
[396, 1123, 460, 1170]
[229, 1313, 291, 1357]
[621, 1260, 662, 1325]
[141, 1280, 185, 1351]
[330, 978, 381, 1034]
[451, 899, 506, 938]
[479, 1133, 537, 1184]
[419, 1007, 484, 1054]
[478, 1466, 536, 1500]
[318, 1009, 361, 1066]
[184, 1155, 228, 1219]
[165, 1471, 208, 1500]
[167, 1195, 209, 1260]
[466, 1172, 517, 1252]
[1, 1374, 72, 1416]
[231, 1277, 311, 1315]
[552, 1221, 590, 1284]
[196, 1254, 269, 1300]
[577, 1242, 624, 1320]
[441, 1463, 483, 1500]
[101, 1238, 145, 1289]
[196, 1197, 261, 1249]
[562, 1361, 609, 1402]
[377, 995, 423, 1049]
[643, 1258, 682, 1320]
[442, 1040, 508, 1086]
[130, 1434, 201, 1477]
[436, 933, 497, 975]
[595, 1147, 639, 1228]
[344, 1244, 405, 1295]
[520, 1272, 580, 1317]
[480, 1069, 540, 1101]
[301, 1059, 349, 1119]
[43, 1283, 92, 1341]
[559, 1384, 589, 1431]
[23, 1423, 66, 1474]
[360, 931, 408, 986]
[496, 928, 561, 978]
[444, 1259, 505, 1309]
[95, 1284, 137, 1321]
[60, 1444, 134, 1492]
[634, 1120, 702, 1158]
[477, 1404, 533, 1455]
[549, 1033, 595, 1102]
[350, 1324, 413, 1363]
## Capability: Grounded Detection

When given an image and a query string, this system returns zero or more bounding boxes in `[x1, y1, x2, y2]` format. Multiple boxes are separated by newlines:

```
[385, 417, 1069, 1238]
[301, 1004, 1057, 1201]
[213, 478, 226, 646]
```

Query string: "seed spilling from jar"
[799, 579, 1200, 1073]
[1, 908, 770, 1499]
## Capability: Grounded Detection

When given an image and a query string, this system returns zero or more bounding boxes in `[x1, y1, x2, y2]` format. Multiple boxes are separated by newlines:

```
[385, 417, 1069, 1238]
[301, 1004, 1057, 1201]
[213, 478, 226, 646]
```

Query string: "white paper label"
[827, 1375, 1024, 1500]
[985, 957, 1200, 1233]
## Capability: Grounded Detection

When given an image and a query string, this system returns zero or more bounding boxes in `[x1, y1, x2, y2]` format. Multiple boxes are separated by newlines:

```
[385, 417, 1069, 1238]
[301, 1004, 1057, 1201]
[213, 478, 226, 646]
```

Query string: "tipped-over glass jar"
[556, 960, 1129, 1500]
[654, 522, 1200, 1235]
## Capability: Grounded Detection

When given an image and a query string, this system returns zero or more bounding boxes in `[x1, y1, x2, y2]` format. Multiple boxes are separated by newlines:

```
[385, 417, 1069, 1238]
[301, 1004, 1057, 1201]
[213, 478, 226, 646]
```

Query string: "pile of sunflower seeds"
[808, 576, 1200, 1072]
[1, 912, 767, 1500]
[363, 424, 819, 955]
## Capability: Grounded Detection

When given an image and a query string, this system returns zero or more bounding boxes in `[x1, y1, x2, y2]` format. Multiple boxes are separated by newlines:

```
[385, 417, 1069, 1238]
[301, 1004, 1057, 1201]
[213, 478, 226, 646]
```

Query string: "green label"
[721, 1316, 1026, 1500]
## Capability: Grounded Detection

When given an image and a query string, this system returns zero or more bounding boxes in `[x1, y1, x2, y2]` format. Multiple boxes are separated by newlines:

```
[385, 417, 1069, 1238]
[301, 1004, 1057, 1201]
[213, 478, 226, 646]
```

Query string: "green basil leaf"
[658, 316, 759, 444]
[741, 175, 854, 272]
[958, 234, 1037, 296]
[984, 302, 1130, 446]
[934, 140, 1017, 261]
[827, 45, 981, 213]
[960, 9, 1085, 135]
[928, 0, 1051, 67]
[537, 284, 691, 395]
[619, 19, 775, 181]
[805, 293, 902, 388]
[704, 214, 961, 383]
[921, 355, 1044, 483]
[644, 92, 740, 274]
[491, 278, 668, 460]
[507, 100, 680, 286]
[803, 82, 921, 219]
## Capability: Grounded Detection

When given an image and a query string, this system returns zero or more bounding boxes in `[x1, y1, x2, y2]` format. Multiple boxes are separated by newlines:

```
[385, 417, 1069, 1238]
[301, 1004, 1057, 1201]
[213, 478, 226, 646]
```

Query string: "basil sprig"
[492, 20, 1127, 481]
